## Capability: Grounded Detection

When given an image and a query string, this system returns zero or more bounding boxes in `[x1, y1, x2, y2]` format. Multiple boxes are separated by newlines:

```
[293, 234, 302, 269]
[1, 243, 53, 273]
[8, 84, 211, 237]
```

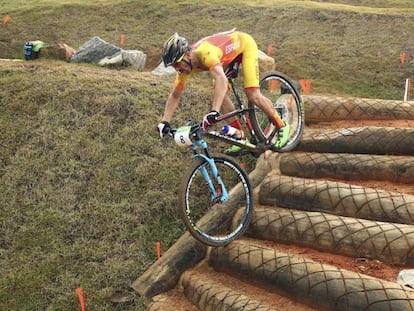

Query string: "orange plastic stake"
[269, 79, 279, 93]
[76, 287, 86, 311]
[299, 79, 312, 95]
[400, 52, 407, 65]
[2, 15, 11, 25]
[289, 95, 294, 110]
[267, 44, 274, 56]
[156, 241, 161, 263]
[119, 34, 126, 47]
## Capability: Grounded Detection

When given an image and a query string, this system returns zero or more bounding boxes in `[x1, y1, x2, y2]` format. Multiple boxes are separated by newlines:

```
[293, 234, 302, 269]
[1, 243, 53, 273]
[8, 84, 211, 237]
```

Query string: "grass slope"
[1, 1, 414, 310]
[0, 60, 213, 310]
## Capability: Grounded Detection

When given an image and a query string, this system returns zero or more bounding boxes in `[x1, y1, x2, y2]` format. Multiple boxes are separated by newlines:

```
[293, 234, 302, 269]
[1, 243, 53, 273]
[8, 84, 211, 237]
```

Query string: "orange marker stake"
[76, 287, 86, 311]
[299, 79, 312, 95]
[156, 241, 161, 263]
[267, 44, 274, 56]
[119, 34, 126, 47]
[2, 15, 11, 25]
[289, 95, 294, 110]
[269, 80, 279, 93]
[400, 52, 406, 65]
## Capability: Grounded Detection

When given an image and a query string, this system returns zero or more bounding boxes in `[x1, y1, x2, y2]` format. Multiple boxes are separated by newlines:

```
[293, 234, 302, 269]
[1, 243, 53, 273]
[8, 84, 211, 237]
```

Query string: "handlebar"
[169, 120, 202, 136]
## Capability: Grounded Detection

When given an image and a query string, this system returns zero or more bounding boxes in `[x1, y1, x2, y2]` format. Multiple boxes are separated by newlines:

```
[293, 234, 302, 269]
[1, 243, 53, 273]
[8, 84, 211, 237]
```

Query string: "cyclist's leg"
[241, 34, 286, 129]
[221, 92, 245, 136]
[245, 88, 286, 128]
[221, 91, 249, 155]
[221, 93, 235, 114]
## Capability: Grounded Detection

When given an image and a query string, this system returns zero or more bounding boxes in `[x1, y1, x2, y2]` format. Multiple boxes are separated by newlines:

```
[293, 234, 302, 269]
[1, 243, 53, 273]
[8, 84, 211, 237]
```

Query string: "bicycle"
[169, 61, 304, 246]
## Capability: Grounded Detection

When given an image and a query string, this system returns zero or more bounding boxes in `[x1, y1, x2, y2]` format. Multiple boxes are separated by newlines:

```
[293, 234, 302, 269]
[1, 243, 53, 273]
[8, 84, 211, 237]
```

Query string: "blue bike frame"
[191, 138, 229, 203]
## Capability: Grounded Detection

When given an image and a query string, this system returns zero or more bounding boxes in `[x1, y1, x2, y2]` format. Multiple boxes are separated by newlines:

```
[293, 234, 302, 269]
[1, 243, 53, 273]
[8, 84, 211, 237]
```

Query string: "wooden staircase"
[132, 95, 414, 310]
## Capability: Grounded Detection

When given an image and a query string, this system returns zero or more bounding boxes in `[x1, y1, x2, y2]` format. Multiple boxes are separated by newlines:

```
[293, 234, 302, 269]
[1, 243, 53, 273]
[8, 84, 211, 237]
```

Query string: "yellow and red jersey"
[174, 30, 259, 91]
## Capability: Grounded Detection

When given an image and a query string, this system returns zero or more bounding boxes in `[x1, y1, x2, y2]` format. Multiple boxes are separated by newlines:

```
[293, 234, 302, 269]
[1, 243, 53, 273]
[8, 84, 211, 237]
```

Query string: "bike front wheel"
[249, 71, 305, 152]
[178, 155, 253, 247]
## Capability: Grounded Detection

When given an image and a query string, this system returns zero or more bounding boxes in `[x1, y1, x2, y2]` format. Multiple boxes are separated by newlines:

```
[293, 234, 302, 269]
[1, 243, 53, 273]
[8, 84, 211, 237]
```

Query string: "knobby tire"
[249, 71, 305, 152]
[178, 155, 253, 246]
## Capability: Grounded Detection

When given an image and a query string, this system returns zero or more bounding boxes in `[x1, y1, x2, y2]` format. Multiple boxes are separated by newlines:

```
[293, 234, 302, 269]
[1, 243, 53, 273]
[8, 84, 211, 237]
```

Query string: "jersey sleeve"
[173, 73, 190, 91]
[195, 42, 223, 71]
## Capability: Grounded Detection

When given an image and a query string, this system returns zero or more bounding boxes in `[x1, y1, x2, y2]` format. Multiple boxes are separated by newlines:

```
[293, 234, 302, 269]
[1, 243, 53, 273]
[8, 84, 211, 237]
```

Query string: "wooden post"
[404, 78, 412, 101]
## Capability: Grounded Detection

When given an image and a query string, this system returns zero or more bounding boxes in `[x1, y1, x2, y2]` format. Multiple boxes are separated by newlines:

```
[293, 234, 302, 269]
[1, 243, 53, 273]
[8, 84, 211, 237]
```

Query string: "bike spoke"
[179, 157, 253, 246]
[249, 71, 304, 152]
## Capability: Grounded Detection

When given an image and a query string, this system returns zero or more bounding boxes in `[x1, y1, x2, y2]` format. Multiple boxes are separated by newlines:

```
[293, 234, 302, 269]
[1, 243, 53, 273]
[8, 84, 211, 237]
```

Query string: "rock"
[71, 36, 121, 64]
[152, 61, 176, 76]
[71, 36, 146, 71]
[258, 49, 275, 73]
[39, 44, 75, 62]
[121, 50, 146, 71]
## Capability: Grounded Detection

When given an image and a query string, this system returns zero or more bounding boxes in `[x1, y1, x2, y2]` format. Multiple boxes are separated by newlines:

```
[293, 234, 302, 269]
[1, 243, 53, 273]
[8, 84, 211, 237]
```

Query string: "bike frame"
[190, 128, 229, 204]
[204, 76, 272, 156]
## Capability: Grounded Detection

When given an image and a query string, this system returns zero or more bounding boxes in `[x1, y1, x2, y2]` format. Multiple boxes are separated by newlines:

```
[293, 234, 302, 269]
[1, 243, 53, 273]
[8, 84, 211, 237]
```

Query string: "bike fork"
[199, 158, 229, 203]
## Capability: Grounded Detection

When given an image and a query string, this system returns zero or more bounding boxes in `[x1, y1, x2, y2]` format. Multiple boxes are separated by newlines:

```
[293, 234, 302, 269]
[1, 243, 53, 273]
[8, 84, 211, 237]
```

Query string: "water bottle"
[24, 42, 33, 60]
[221, 125, 243, 140]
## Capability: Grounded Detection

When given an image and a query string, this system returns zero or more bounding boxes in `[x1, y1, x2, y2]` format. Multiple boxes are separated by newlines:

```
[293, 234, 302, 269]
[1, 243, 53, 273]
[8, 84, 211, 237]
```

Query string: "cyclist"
[157, 29, 288, 154]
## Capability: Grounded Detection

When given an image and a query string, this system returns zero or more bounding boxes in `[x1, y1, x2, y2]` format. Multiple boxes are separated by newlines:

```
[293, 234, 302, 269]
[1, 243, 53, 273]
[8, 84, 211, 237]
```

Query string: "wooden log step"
[303, 95, 414, 124]
[209, 240, 414, 311]
[297, 127, 414, 155]
[259, 174, 414, 224]
[181, 264, 318, 311]
[146, 288, 199, 311]
[180, 268, 280, 311]
[131, 232, 207, 299]
[278, 152, 414, 183]
[247, 206, 414, 265]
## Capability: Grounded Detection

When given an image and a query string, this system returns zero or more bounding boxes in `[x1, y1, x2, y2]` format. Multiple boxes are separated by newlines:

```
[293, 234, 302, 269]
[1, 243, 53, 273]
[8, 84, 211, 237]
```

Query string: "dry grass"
[0, 60, 211, 310]
[1, 0, 414, 97]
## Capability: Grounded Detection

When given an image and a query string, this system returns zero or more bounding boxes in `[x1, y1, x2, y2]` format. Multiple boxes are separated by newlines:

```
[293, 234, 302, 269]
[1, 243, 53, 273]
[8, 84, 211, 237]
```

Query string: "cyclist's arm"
[209, 64, 228, 112]
[162, 87, 182, 122]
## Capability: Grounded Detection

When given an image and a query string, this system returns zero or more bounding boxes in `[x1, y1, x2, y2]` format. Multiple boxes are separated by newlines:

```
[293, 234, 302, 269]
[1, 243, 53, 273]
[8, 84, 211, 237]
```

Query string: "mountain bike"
[169, 60, 304, 246]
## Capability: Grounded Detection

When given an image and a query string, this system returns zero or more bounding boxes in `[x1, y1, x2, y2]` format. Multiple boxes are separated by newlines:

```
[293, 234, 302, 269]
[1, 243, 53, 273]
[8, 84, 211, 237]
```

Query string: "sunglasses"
[173, 57, 192, 74]
[173, 62, 187, 73]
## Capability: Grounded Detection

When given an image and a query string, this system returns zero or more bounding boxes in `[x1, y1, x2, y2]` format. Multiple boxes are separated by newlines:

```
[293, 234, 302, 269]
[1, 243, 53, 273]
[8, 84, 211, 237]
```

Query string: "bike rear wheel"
[249, 71, 304, 152]
[178, 156, 253, 246]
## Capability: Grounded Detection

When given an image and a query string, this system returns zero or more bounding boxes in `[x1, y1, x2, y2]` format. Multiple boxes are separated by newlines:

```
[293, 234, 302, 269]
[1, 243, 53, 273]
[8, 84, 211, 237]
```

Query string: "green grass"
[0, 61, 210, 310]
[1, 1, 414, 310]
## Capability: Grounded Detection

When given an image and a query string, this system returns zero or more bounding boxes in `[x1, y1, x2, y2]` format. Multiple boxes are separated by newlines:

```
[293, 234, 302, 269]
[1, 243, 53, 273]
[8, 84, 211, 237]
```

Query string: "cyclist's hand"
[157, 121, 172, 139]
[202, 110, 220, 130]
